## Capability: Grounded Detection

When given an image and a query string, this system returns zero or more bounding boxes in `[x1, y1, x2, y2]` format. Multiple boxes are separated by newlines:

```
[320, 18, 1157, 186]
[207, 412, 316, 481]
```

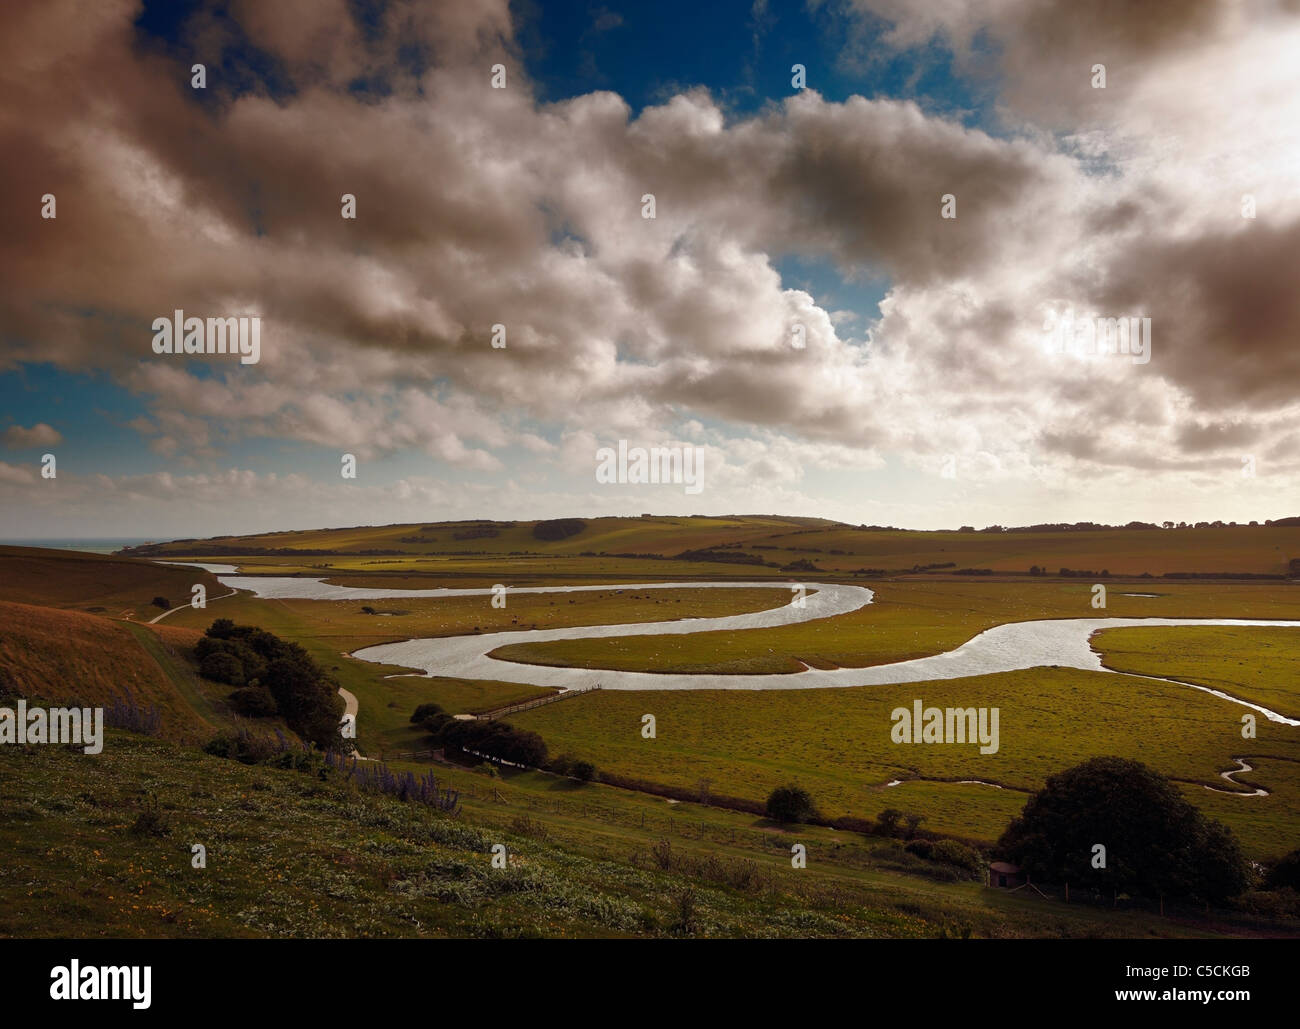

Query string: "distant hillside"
[117, 515, 839, 560]
[115, 516, 1300, 578]
[0, 545, 224, 620]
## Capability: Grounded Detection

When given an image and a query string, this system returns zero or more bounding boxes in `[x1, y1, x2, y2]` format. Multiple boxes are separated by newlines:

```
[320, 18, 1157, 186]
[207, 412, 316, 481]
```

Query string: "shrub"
[229, 686, 278, 717]
[203, 728, 280, 765]
[410, 702, 445, 724]
[569, 759, 597, 782]
[437, 719, 548, 768]
[129, 793, 170, 837]
[928, 839, 984, 874]
[875, 808, 904, 837]
[200, 650, 245, 686]
[151, 596, 170, 610]
[422, 712, 455, 736]
[904, 838, 934, 859]
[1266, 848, 1300, 891]
[766, 784, 817, 824]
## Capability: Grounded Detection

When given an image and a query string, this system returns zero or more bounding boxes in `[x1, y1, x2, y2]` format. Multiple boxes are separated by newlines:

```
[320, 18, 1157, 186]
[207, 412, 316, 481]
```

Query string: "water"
[209, 573, 1300, 722]
[0, 538, 157, 555]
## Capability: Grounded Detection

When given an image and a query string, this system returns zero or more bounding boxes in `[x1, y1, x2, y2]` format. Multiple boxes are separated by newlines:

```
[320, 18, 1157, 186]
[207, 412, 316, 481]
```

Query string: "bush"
[410, 702, 445, 724]
[875, 808, 904, 837]
[904, 838, 934, 859]
[203, 728, 280, 765]
[229, 686, 278, 717]
[197, 620, 344, 749]
[929, 839, 984, 874]
[421, 712, 456, 737]
[569, 759, 597, 782]
[151, 596, 170, 610]
[1266, 848, 1300, 891]
[200, 650, 246, 686]
[129, 793, 170, 837]
[436, 719, 547, 768]
[766, 784, 817, 824]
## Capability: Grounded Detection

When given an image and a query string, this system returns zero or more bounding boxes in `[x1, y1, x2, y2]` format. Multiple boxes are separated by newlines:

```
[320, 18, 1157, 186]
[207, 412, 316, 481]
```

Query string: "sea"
[0, 538, 160, 555]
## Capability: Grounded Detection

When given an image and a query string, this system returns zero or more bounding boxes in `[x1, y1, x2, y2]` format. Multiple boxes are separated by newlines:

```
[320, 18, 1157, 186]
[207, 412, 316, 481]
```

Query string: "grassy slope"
[3, 731, 1287, 939]
[0, 601, 211, 741]
[0, 546, 223, 620]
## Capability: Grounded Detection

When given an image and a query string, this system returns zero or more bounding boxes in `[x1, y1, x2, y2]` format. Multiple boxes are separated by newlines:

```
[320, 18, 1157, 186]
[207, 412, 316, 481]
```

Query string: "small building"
[989, 861, 1025, 889]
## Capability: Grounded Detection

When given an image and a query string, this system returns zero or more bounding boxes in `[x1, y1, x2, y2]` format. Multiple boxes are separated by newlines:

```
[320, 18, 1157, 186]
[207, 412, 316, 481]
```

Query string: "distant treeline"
[847, 517, 1300, 533]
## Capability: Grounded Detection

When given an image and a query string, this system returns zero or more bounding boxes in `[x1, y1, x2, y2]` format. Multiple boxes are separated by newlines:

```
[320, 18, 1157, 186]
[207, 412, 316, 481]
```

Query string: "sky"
[2, 0, 1299, 539]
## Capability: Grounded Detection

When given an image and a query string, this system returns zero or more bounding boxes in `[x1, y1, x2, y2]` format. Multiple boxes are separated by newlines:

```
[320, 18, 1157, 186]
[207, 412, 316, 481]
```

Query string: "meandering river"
[196, 572, 1300, 725]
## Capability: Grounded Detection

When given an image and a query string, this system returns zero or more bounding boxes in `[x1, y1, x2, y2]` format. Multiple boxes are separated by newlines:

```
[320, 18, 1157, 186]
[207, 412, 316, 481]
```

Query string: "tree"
[151, 596, 170, 610]
[229, 686, 278, 717]
[410, 702, 444, 724]
[207, 618, 237, 639]
[876, 808, 904, 837]
[264, 655, 344, 749]
[1266, 847, 1300, 891]
[200, 650, 245, 686]
[997, 757, 1248, 902]
[766, 784, 817, 824]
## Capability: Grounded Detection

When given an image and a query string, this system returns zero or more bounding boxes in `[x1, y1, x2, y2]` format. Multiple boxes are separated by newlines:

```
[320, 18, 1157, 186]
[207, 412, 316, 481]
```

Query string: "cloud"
[3, 423, 62, 449]
[0, 0, 1297, 534]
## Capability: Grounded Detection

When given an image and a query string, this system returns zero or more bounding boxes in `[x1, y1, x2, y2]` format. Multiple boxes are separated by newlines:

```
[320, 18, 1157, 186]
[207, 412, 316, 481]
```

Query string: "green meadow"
[509, 664, 1300, 859]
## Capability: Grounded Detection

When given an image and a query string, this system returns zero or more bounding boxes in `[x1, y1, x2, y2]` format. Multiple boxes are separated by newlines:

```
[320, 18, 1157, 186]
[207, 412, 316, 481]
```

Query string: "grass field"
[508, 664, 1300, 858]
[1094, 625, 1300, 721]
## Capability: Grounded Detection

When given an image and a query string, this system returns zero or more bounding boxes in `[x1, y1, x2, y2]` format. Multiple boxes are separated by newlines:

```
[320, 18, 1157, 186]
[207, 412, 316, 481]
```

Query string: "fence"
[476, 683, 601, 720]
